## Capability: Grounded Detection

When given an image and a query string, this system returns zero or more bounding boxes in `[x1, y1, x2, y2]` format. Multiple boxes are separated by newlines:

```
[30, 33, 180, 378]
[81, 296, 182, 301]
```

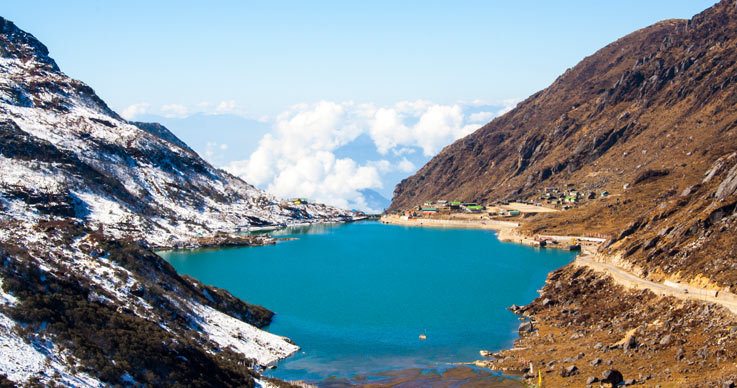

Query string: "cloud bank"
[121, 100, 251, 120]
[222, 99, 518, 212]
[121, 98, 518, 212]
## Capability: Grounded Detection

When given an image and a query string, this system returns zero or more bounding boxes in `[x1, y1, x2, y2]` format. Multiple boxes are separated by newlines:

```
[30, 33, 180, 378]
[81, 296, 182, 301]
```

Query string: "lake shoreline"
[379, 214, 592, 251]
[155, 217, 369, 251]
[382, 214, 737, 385]
[162, 220, 573, 386]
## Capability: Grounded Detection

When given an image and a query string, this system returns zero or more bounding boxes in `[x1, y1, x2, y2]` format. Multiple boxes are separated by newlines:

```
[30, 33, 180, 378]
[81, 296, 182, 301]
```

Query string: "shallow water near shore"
[160, 221, 575, 383]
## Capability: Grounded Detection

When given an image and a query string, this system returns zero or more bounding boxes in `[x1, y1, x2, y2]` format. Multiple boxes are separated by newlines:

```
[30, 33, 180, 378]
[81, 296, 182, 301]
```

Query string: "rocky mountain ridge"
[391, 0, 737, 288]
[0, 16, 360, 249]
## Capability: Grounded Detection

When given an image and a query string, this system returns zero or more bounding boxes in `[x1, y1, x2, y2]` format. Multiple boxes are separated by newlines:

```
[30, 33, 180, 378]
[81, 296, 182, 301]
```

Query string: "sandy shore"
[380, 215, 584, 250]
[379, 215, 519, 231]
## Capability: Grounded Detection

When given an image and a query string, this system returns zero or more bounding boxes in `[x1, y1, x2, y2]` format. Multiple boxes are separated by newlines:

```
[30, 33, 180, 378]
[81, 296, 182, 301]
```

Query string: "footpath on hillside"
[575, 247, 737, 314]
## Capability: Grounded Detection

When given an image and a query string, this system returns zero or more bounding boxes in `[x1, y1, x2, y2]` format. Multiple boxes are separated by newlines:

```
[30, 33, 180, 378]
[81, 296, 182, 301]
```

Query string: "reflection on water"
[245, 222, 347, 237]
[314, 366, 524, 388]
[271, 223, 345, 236]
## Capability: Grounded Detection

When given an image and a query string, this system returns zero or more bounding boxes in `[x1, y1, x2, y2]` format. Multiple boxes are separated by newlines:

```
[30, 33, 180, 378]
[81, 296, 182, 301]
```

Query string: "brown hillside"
[390, 0, 737, 285]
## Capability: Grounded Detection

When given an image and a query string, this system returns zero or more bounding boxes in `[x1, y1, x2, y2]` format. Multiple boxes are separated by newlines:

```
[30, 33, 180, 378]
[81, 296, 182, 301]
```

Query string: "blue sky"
[3, 1, 716, 116]
[2, 1, 718, 211]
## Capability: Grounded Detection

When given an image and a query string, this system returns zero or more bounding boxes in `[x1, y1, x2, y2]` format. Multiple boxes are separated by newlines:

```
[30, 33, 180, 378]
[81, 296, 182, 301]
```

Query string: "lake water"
[159, 221, 575, 382]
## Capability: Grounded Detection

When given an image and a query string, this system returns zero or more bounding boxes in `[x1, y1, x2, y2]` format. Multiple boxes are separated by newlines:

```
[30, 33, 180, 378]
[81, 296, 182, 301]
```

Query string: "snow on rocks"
[189, 302, 299, 365]
[0, 310, 103, 387]
[0, 278, 17, 306]
[0, 19, 355, 386]
[0, 55, 361, 249]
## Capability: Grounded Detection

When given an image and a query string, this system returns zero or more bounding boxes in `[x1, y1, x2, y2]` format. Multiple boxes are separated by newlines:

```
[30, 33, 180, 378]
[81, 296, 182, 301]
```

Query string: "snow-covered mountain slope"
[0, 219, 298, 387]
[0, 17, 360, 249]
[0, 16, 344, 387]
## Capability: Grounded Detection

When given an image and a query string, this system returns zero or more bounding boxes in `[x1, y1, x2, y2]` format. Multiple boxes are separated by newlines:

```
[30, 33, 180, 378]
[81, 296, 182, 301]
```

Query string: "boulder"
[586, 376, 599, 384]
[518, 321, 534, 333]
[601, 369, 624, 385]
[613, 328, 638, 349]
[716, 163, 737, 201]
[676, 348, 685, 360]
[643, 236, 659, 250]
[560, 365, 578, 377]
[625, 334, 637, 349]
[659, 334, 672, 346]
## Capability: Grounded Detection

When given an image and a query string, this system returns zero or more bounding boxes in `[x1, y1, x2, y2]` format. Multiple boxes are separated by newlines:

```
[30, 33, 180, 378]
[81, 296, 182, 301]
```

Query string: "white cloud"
[220, 98, 517, 211]
[224, 102, 377, 210]
[397, 158, 415, 173]
[369, 107, 412, 154]
[216, 100, 239, 113]
[205, 142, 229, 164]
[120, 100, 254, 120]
[392, 147, 416, 156]
[160, 104, 190, 118]
[121, 103, 150, 120]
[365, 100, 513, 156]
[411, 104, 465, 156]
[469, 111, 495, 123]
[367, 160, 393, 173]
[497, 98, 521, 116]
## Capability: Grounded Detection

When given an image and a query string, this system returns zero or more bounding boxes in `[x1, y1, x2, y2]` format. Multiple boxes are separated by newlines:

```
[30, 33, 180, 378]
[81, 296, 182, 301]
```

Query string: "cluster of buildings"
[392, 184, 613, 219]
[288, 198, 310, 205]
[396, 200, 521, 218]
[537, 186, 609, 206]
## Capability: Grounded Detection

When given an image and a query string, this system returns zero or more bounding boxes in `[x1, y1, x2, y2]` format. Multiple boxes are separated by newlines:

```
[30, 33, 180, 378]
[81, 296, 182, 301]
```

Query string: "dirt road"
[576, 252, 737, 314]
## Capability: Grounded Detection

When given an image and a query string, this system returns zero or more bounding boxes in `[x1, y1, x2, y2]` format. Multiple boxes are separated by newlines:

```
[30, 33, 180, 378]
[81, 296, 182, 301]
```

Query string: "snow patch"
[0, 311, 102, 387]
[0, 278, 17, 306]
[189, 302, 299, 365]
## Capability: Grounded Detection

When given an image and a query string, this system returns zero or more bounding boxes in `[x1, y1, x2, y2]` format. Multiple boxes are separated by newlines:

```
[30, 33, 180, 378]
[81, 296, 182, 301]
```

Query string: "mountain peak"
[0, 17, 59, 72]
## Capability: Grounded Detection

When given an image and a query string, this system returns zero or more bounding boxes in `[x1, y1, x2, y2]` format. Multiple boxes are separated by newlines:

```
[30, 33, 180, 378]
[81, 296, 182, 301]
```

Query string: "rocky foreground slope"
[0, 16, 360, 387]
[392, 0, 737, 386]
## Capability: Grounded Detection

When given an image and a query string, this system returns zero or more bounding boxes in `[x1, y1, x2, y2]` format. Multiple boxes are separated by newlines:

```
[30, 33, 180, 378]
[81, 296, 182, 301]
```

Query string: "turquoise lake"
[159, 221, 576, 382]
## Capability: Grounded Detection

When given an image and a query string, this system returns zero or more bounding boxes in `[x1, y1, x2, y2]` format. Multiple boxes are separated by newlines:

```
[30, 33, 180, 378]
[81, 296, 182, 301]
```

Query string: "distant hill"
[133, 113, 270, 167]
[358, 188, 391, 213]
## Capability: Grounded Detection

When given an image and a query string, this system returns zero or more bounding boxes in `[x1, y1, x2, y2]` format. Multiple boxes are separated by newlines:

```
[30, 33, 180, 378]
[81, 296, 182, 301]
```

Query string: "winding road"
[575, 250, 737, 314]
